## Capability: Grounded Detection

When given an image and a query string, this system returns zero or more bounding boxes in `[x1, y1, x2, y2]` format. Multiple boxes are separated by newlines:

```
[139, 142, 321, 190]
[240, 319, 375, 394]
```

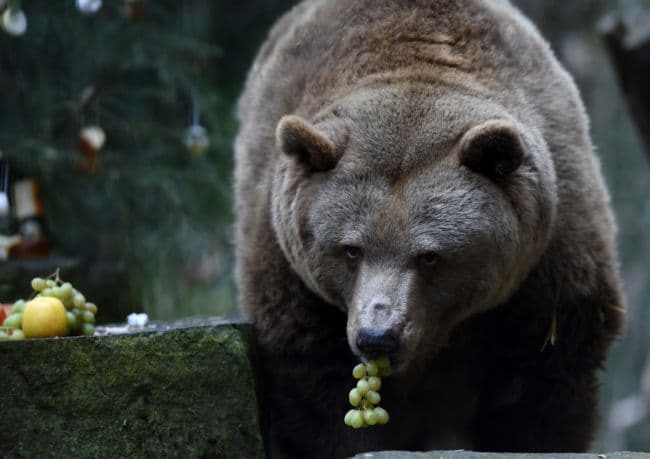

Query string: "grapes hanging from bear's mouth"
[344, 356, 391, 428]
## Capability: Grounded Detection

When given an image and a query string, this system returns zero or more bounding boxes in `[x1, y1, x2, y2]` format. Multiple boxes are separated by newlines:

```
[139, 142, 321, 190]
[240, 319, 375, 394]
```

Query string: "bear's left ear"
[276, 115, 345, 172]
[458, 120, 525, 179]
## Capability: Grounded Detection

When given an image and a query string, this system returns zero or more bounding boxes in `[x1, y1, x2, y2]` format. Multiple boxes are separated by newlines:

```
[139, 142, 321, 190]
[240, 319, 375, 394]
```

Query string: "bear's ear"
[276, 115, 343, 172]
[458, 120, 525, 179]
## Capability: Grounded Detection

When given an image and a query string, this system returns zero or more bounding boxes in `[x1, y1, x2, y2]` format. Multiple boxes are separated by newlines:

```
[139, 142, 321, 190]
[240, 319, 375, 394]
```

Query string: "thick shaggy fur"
[234, 1, 625, 458]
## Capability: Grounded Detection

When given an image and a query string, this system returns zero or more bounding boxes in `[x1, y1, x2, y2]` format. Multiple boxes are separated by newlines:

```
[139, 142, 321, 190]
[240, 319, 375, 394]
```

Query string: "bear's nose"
[356, 328, 399, 356]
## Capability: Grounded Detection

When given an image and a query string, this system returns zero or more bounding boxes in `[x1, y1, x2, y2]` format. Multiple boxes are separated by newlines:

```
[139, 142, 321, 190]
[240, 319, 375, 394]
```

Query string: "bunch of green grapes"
[0, 272, 98, 340]
[344, 356, 391, 429]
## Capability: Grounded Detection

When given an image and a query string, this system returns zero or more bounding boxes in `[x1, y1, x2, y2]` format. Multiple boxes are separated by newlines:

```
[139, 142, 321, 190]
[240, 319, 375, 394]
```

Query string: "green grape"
[365, 360, 379, 377]
[374, 407, 389, 425]
[73, 293, 86, 308]
[356, 379, 369, 395]
[350, 410, 364, 429]
[349, 388, 362, 407]
[9, 329, 25, 340]
[45, 279, 56, 288]
[59, 283, 73, 298]
[0, 330, 9, 340]
[50, 286, 66, 299]
[366, 390, 381, 405]
[82, 323, 95, 336]
[40, 288, 54, 297]
[11, 299, 25, 314]
[66, 312, 78, 331]
[31, 277, 46, 291]
[344, 409, 355, 426]
[379, 366, 392, 377]
[81, 311, 96, 324]
[62, 298, 74, 310]
[367, 376, 381, 391]
[85, 303, 98, 314]
[363, 408, 378, 426]
[376, 356, 390, 369]
[3, 313, 22, 329]
[352, 363, 366, 379]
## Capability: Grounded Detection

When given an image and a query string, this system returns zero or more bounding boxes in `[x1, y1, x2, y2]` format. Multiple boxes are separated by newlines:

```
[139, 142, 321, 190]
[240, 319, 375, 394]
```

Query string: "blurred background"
[0, 0, 648, 452]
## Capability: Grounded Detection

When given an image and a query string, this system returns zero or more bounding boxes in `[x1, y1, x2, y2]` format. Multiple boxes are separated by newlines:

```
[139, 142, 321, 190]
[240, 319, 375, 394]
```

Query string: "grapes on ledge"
[1, 269, 100, 341]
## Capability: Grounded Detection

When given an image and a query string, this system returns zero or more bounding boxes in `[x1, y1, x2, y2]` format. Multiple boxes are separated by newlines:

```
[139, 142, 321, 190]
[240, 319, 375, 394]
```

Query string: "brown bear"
[233, 0, 625, 457]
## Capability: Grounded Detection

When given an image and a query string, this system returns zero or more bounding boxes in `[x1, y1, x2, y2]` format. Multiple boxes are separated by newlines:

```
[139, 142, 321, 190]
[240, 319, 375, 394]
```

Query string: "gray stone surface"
[350, 452, 650, 459]
[0, 319, 264, 459]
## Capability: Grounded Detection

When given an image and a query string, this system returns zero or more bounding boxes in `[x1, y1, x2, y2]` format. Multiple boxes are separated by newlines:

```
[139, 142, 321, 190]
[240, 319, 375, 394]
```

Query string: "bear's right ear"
[276, 115, 343, 172]
[458, 120, 525, 180]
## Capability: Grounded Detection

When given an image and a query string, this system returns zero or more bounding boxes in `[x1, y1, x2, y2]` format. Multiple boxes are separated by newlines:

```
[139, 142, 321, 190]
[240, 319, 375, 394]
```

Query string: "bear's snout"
[356, 327, 400, 357]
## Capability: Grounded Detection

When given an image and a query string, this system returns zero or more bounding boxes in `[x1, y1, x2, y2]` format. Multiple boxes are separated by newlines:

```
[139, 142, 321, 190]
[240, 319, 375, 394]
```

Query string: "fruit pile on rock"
[0, 271, 98, 340]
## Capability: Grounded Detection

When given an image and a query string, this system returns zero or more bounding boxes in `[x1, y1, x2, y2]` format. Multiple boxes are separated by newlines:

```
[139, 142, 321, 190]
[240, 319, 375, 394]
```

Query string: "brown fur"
[234, 1, 625, 458]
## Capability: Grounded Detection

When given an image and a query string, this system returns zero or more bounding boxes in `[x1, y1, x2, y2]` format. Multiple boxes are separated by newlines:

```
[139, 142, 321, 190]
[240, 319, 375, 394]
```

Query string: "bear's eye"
[343, 246, 363, 262]
[418, 252, 438, 268]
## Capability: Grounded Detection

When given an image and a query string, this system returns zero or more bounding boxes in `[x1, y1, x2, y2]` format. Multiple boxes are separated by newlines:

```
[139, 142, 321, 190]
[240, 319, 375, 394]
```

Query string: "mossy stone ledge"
[0, 318, 264, 459]
[350, 452, 650, 459]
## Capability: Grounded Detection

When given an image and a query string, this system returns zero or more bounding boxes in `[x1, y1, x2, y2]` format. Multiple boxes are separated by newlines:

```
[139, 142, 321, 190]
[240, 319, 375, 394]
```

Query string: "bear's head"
[272, 83, 557, 372]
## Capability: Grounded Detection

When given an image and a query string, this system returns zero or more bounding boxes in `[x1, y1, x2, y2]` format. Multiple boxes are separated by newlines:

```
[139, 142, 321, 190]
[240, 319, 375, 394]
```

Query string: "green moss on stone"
[0, 320, 264, 459]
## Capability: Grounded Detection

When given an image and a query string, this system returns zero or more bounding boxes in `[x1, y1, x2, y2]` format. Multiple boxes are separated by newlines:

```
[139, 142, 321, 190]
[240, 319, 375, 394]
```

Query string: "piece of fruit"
[344, 409, 355, 426]
[3, 313, 22, 329]
[59, 283, 73, 298]
[82, 323, 95, 336]
[11, 299, 26, 314]
[31, 277, 46, 291]
[349, 410, 364, 429]
[363, 408, 378, 425]
[352, 363, 366, 379]
[349, 388, 362, 407]
[9, 329, 25, 340]
[374, 407, 389, 425]
[22, 296, 69, 338]
[0, 304, 11, 323]
[81, 310, 95, 324]
[345, 357, 391, 428]
[366, 360, 379, 376]
[366, 390, 381, 405]
[367, 376, 381, 391]
[72, 292, 86, 308]
[356, 379, 369, 395]
[66, 311, 78, 331]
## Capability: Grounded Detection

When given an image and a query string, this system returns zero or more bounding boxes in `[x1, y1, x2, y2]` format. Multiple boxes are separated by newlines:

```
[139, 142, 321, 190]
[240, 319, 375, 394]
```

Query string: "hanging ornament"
[183, 93, 209, 156]
[0, 152, 10, 229]
[76, 0, 102, 15]
[1, 0, 27, 36]
[76, 125, 106, 173]
[183, 124, 210, 156]
[120, 0, 145, 21]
